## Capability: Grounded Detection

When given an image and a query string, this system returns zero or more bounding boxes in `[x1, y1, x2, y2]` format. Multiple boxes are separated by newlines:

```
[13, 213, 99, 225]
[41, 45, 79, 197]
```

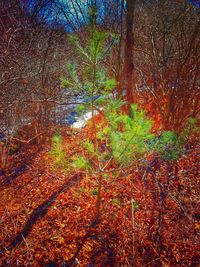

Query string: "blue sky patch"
[187, 0, 200, 8]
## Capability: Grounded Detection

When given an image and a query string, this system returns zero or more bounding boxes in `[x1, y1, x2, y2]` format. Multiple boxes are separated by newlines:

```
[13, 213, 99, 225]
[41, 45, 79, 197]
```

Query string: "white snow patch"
[71, 110, 99, 129]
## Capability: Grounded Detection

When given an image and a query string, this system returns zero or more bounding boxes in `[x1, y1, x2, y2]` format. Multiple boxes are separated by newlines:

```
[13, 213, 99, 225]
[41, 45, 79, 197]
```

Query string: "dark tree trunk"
[125, 0, 136, 104]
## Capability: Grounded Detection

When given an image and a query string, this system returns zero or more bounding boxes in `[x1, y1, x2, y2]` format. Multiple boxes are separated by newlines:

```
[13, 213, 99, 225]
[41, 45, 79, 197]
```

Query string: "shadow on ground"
[0, 173, 81, 255]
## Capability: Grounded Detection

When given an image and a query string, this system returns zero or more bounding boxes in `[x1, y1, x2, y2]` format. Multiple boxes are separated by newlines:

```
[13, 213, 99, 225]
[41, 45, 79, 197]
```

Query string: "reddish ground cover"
[0, 130, 199, 266]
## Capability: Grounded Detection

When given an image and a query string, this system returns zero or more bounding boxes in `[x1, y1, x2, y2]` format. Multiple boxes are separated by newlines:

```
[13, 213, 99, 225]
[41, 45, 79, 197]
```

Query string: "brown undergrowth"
[0, 128, 199, 266]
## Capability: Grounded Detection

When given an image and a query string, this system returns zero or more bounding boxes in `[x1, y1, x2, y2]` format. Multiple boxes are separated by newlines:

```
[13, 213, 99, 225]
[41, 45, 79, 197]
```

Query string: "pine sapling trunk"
[91, 62, 102, 221]
[91, 62, 97, 148]
[96, 173, 103, 221]
[131, 199, 135, 266]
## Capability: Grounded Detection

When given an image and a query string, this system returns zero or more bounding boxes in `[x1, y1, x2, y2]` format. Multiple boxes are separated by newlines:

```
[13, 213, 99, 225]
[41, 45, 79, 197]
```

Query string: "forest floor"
[0, 127, 199, 267]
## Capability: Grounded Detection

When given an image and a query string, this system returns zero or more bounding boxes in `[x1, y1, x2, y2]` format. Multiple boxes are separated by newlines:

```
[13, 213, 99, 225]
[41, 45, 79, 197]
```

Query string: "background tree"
[0, 0, 71, 141]
[135, 0, 200, 131]
[124, 0, 136, 104]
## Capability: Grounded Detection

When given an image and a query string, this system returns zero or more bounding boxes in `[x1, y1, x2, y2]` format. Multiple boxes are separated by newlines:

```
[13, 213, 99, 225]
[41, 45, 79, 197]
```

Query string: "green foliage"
[63, 23, 118, 179]
[152, 117, 199, 160]
[78, 186, 86, 193]
[74, 101, 155, 167]
[161, 131, 177, 143]
[104, 78, 117, 92]
[94, 96, 106, 106]
[61, 24, 117, 102]
[101, 102, 154, 164]
[178, 117, 199, 145]
[76, 104, 86, 115]
[90, 188, 98, 196]
[131, 199, 139, 210]
[72, 156, 90, 170]
[105, 98, 125, 114]
[112, 198, 122, 206]
[151, 131, 179, 160]
[52, 134, 62, 144]
[84, 140, 95, 154]
[60, 63, 82, 93]
[88, 30, 108, 62]
[102, 173, 108, 179]
[49, 134, 67, 170]
[73, 104, 199, 170]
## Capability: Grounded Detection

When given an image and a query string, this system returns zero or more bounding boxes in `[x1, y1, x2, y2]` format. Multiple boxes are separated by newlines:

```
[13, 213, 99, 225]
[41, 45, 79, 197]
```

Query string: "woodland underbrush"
[0, 115, 199, 266]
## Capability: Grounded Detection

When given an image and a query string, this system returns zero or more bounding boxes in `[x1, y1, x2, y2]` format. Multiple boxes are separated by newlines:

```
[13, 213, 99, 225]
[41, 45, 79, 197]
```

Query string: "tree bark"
[125, 0, 136, 104]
